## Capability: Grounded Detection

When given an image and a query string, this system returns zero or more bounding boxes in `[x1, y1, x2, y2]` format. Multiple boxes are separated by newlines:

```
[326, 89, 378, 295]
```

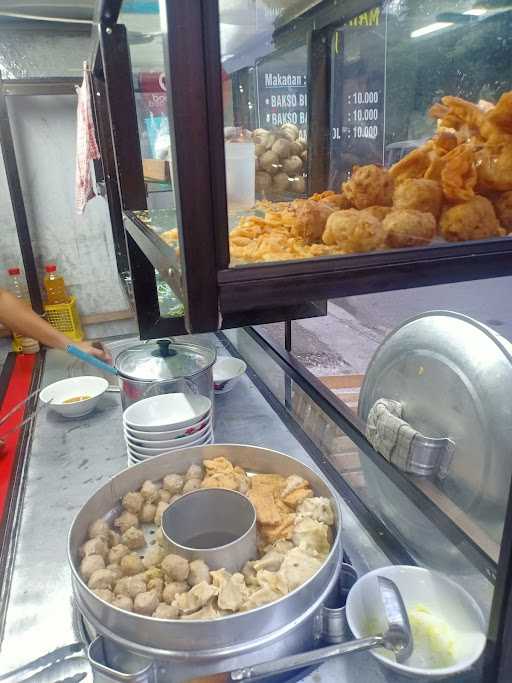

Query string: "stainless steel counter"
[0, 335, 480, 682]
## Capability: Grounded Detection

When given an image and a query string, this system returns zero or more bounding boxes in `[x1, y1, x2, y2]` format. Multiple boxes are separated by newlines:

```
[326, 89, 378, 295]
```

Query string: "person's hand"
[74, 340, 112, 364]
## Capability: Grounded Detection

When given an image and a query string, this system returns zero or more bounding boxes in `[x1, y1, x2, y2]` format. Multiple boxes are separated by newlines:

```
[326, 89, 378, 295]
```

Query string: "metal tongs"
[186, 576, 412, 683]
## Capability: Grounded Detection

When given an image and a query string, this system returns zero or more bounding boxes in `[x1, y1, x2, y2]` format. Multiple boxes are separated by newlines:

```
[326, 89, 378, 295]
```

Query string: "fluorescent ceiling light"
[463, 8, 487, 16]
[411, 22, 454, 38]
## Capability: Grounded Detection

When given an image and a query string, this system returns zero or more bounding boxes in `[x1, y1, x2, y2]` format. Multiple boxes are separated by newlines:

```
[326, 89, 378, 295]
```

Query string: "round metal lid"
[115, 339, 216, 382]
[359, 311, 512, 544]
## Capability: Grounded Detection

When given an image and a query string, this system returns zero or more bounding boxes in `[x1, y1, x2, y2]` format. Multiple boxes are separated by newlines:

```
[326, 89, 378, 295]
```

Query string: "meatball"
[182, 479, 201, 494]
[439, 196, 503, 242]
[121, 526, 145, 551]
[158, 489, 172, 503]
[188, 560, 211, 586]
[80, 537, 108, 560]
[108, 544, 130, 565]
[115, 576, 147, 599]
[153, 602, 179, 619]
[493, 191, 512, 232]
[107, 530, 121, 547]
[393, 178, 443, 218]
[323, 209, 386, 253]
[80, 554, 105, 581]
[93, 588, 114, 603]
[255, 171, 273, 192]
[106, 564, 123, 582]
[147, 577, 165, 599]
[154, 501, 170, 526]
[155, 528, 170, 548]
[112, 595, 133, 612]
[320, 193, 351, 211]
[272, 138, 292, 159]
[133, 590, 160, 616]
[162, 581, 188, 605]
[342, 165, 394, 209]
[88, 518, 110, 540]
[140, 480, 159, 503]
[140, 503, 157, 523]
[122, 491, 143, 515]
[113, 511, 139, 534]
[163, 474, 184, 494]
[88, 569, 116, 590]
[259, 150, 280, 175]
[143, 545, 166, 569]
[161, 554, 190, 582]
[120, 553, 145, 577]
[383, 209, 436, 248]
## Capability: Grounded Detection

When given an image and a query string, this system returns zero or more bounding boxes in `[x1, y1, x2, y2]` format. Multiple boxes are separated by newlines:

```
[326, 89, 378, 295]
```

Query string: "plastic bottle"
[6, 267, 39, 353]
[44, 264, 70, 305]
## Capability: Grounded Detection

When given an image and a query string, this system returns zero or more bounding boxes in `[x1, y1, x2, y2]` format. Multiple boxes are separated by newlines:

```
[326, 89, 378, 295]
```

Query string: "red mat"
[0, 353, 37, 524]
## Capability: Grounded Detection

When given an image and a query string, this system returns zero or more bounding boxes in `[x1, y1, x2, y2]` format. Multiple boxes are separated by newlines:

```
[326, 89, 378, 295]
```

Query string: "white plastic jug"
[224, 140, 255, 210]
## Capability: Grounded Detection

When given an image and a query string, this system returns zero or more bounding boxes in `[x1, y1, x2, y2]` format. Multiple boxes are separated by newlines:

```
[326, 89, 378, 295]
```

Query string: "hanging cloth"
[75, 62, 100, 213]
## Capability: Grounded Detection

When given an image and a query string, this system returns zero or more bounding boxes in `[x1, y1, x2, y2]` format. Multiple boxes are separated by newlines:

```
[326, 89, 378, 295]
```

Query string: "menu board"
[329, 5, 386, 190]
[255, 45, 308, 139]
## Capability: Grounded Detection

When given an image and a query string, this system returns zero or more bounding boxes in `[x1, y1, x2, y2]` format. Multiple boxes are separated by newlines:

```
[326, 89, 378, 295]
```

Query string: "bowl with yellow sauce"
[40, 376, 109, 418]
[346, 565, 486, 678]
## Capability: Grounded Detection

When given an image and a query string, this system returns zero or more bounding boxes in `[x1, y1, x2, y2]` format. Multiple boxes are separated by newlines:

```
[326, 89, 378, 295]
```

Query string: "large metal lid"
[115, 339, 216, 382]
[359, 311, 512, 546]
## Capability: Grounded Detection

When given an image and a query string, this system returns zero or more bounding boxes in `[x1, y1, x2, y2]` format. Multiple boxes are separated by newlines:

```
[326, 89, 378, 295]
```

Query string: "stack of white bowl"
[123, 393, 213, 466]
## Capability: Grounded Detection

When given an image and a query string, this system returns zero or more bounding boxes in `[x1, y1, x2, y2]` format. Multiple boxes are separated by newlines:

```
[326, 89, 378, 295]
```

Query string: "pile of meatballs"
[253, 124, 307, 196]
[78, 458, 335, 621]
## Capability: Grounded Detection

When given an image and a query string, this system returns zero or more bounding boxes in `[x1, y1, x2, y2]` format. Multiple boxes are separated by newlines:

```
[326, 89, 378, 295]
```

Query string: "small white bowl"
[124, 393, 211, 432]
[124, 415, 211, 441]
[213, 357, 246, 394]
[39, 376, 108, 418]
[127, 429, 213, 456]
[128, 433, 213, 460]
[125, 421, 211, 449]
[346, 565, 486, 678]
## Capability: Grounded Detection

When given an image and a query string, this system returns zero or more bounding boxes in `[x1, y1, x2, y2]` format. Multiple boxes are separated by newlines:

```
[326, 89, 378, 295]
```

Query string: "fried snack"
[201, 457, 248, 492]
[393, 179, 443, 218]
[481, 92, 512, 142]
[440, 144, 477, 202]
[160, 228, 178, 245]
[439, 196, 503, 242]
[383, 210, 436, 249]
[389, 144, 435, 185]
[323, 209, 386, 253]
[493, 191, 512, 232]
[475, 144, 512, 193]
[288, 199, 336, 243]
[438, 96, 485, 135]
[319, 193, 351, 210]
[361, 206, 393, 222]
[342, 164, 394, 209]
[432, 131, 459, 154]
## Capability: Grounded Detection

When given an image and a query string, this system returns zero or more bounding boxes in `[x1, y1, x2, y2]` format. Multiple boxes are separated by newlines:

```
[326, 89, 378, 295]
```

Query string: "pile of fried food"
[79, 456, 335, 620]
[227, 92, 512, 263]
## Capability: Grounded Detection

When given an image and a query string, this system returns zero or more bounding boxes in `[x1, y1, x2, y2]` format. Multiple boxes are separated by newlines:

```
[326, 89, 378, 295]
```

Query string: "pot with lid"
[115, 339, 216, 410]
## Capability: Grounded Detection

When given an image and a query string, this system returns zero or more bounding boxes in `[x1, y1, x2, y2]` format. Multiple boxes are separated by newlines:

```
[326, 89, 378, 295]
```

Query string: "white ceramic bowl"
[346, 565, 486, 678]
[124, 393, 211, 432]
[124, 415, 211, 442]
[127, 430, 213, 456]
[213, 357, 247, 394]
[39, 376, 109, 418]
[127, 433, 213, 460]
[125, 421, 211, 449]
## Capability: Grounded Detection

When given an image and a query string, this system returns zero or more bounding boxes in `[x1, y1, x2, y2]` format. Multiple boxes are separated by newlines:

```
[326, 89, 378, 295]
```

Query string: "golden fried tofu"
[319, 193, 351, 210]
[201, 457, 248, 492]
[440, 143, 477, 202]
[439, 196, 503, 242]
[389, 145, 434, 185]
[475, 144, 512, 193]
[259, 514, 296, 545]
[393, 179, 443, 218]
[361, 206, 393, 222]
[288, 199, 335, 243]
[342, 164, 394, 209]
[383, 210, 436, 249]
[248, 489, 282, 527]
[493, 191, 512, 232]
[323, 209, 386, 253]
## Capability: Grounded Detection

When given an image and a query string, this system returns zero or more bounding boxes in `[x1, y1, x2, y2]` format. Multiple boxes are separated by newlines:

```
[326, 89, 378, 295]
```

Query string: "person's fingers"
[90, 346, 113, 363]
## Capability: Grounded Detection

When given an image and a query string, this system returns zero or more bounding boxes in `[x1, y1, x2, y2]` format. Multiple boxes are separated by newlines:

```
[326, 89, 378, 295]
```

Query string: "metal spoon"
[185, 575, 412, 683]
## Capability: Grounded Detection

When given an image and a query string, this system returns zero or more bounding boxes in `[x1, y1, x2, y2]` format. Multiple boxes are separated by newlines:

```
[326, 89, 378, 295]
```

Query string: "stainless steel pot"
[114, 339, 216, 410]
[68, 445, 342, 682]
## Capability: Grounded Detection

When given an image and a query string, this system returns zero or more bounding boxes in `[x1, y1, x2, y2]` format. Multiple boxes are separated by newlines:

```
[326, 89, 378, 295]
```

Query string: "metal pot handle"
[88, 636, 156, 683]
[366, 399, 454, 479]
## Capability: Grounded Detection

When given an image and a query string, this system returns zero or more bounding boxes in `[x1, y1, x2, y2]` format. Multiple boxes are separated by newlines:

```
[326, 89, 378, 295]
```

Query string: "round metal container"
[115, 339, 216, 410]
[359, 311, 512, 567]
[69, 444, 342, 678]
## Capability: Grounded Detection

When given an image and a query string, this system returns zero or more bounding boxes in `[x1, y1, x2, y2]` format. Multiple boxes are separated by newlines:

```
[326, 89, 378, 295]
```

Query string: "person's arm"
[0, 288, 111, 361]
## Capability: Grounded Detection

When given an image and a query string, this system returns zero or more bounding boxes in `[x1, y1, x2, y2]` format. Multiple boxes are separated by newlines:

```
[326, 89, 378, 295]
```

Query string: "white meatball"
[108, 544, 130, 565]
[93, 588, 113, 603]
[80, 554, 105, 581]
[106, 563, 123, 582]
[107, 530, 121, 547]
[115, 576, 146, 599]
[147, 577, 164, 599]
[182, 478, 201, 494]
[163, 474, 184, 494]
[133, 590, 159, 616]
[113, 511, 139, 534]
[158, 489, 172, 503]
[188, 560, 211, 586]
[154, 501, 170, 526]
[80, 537, 108, 560]
[88, 569, 116, 590]
[88, 518, 110, 540]
[185, 464, 203, 480]
[153, 602, 178, 619]
[120, 554, 145, 576]
[122, 491, 143, 515]
[162, 581, 188, 605]
[121, 526, 145, 550]
[161, 554, 189, 582]
[140, 503, 156, 524]
[140, 480, 159, 503]
[143, 545, 166, 569]
[112, 595, 133, 612]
